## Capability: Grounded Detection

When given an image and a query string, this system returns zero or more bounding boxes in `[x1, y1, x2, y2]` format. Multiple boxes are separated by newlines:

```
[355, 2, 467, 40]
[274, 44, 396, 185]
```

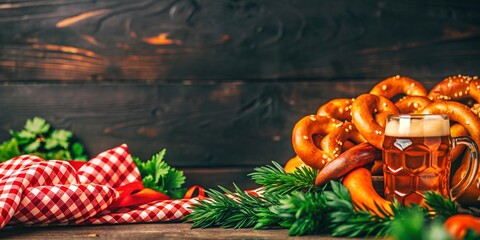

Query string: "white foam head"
[384, 114, 450, 137]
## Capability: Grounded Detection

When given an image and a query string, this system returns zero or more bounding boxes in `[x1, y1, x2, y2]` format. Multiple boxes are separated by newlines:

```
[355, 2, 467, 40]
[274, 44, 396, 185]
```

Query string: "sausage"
[314, 142, 381, 186]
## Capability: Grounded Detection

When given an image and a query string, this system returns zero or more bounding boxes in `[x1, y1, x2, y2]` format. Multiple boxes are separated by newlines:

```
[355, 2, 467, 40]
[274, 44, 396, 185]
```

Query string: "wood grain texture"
[0, 223, 369, 240]
[0, 0, 478, 189]
[0, 81, 380, 167]
[0, 80, 432, 188]
[0, 0, 479, 81]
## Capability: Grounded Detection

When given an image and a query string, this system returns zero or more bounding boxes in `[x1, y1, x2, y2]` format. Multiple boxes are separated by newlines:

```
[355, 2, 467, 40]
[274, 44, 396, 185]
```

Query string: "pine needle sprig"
[187, 161, 323, 232]
[248, 161, 319, 195]
[255, 190, 331, 236]
[325, 181, 394, 238]
[423, 191, 458, 220]
[389, 205, 452, 240]
[187, 183, 276, 229]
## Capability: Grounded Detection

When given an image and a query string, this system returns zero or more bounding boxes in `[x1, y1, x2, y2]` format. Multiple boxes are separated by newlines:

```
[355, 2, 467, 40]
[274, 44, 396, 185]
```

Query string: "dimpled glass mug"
[382, 114, 479, 205]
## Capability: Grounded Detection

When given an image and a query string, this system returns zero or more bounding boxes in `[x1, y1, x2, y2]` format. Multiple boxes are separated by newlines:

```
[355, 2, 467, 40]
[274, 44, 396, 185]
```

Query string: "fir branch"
[189, 161, 461, 238]
[255, 190, 330, 236]
[390, 208, 451, 240]
[326, 185, 460, 239]
[424, 191, 458, 220]
[188, 162, 323, 232]
[187, 183, 275, 229]
[248, 161, 319, 195]
[325, 181, 394, 238]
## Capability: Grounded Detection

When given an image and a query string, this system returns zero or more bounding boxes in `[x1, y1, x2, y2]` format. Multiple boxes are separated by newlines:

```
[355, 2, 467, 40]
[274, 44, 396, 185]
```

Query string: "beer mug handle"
[450, 137, 480, 200]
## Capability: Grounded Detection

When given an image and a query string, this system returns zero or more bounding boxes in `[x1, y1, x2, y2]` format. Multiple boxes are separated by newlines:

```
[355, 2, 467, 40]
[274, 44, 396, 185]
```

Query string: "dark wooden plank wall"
[0, 0, 479, 189]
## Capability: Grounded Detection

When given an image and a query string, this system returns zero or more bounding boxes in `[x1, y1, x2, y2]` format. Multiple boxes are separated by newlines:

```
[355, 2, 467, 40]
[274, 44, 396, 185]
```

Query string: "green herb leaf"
[142, 150, 169, 183]
[164, 168, 186, 191]
[0, 139, 20, 162]
[142, 175, 162, 192]
[46, 149, 69, 160]
[47, 129, 72, 149]
[133, 149, 186, 199]
[23, 141, 41, 153]
[25, 117, 50, 134]
[169, 188, 187, 199]
[10, 129, 36, 141]
[44, 138, 58, 150]
[71, 142, 84, 156]
[2, 117, 88, 161]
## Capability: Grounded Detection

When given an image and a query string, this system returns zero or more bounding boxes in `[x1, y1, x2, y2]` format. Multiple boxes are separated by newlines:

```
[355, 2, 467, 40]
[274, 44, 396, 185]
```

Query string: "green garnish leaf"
[133, 149, 186, 199]
[25, 117, 50, 134]
[0, 117, 87, 161]
[71, 142, 84, 156]
[164, 168, 186, 190]
[10, 129, 36, 141]
[24, 141, 41, 153]
[141, 175, 162, 191]
[47, 129, 72, 149]
[169, 188, 188, 200]
[0, 139, 20, 162]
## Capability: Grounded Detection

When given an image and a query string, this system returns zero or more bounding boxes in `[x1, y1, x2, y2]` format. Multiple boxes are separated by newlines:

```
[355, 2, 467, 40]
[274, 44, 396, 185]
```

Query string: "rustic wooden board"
[0, 80, 439, 164]
[0, 80, 435, 188]
[0, 0, 479, 81]
[184, 167, 258, 190]
[0, 223, 369, 240]
[0, 0, 478, 190]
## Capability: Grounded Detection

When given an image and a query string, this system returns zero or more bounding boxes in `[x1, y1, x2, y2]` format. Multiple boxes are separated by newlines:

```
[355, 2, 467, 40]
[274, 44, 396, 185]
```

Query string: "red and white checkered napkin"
[0, 144, 197, 229]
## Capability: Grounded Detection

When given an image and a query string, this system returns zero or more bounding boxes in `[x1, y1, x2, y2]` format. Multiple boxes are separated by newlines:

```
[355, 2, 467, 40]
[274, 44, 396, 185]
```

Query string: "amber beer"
[383, 114, 479, 205]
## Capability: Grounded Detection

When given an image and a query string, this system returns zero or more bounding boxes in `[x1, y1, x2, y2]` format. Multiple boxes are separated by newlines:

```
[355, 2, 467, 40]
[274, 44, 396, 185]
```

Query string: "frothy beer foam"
[384, 115, 450, 137]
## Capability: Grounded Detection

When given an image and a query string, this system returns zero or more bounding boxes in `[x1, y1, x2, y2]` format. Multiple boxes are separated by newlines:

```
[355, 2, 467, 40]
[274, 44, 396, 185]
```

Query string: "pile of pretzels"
[286, 74, 480, 206]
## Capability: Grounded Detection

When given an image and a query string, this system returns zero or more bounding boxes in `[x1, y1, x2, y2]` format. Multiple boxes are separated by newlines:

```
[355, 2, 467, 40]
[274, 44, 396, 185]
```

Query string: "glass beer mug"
[383, 114, 479, 205]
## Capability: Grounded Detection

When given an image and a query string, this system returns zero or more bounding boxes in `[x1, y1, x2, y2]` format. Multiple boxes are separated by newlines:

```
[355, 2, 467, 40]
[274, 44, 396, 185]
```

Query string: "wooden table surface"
[0, 223, 367, 240]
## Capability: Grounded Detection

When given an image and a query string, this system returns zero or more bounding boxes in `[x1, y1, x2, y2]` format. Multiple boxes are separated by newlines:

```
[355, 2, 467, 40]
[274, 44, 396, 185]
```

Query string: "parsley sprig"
[0, 117, 87, 161]
[133, 149, 186, 199]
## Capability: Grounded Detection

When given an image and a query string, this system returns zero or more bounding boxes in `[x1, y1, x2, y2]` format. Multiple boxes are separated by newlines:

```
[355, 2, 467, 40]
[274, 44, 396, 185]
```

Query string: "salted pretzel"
[292, 115, 342, 169]
[395, 96, 432, 113]
[285, 140, 359, 173]
[471, 103, 480, 118]
[351, 94, 400, 149]
[420, 100, 480, 147]
[428, 75, 479, 102]
[292, 115, 365, 170]
[320, 122, 366, 158]
[317, 98, 354, 121]
[369, 75, 427, 99]
[284, 134, 324, 173]
[470, 78, 480, 103]
[452, 153, 480, 206]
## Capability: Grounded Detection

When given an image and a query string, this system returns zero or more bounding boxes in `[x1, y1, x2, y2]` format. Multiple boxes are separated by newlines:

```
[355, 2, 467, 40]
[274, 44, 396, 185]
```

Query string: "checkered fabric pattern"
[85, 198, 197, 224]
[0, 144, 195, 229]
[77, 145, 141, 188]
